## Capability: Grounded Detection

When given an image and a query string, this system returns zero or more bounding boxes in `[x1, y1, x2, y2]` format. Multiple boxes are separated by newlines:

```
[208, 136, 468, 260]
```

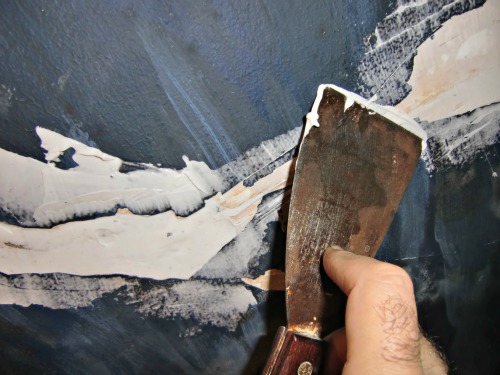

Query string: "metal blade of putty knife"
[262, 84, 426, 375]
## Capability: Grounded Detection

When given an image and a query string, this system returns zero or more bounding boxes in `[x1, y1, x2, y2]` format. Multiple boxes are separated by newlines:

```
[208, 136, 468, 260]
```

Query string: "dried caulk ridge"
[305, 84, 427, 148]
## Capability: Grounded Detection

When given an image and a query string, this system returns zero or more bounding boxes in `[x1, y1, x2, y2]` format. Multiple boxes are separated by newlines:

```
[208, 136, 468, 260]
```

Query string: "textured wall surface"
[0, 0, 390, 169]
[0, 0, 499, 374]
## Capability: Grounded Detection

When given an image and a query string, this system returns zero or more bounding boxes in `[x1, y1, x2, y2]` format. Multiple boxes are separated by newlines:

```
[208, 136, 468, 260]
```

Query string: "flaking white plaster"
[398, 0, 500, 122]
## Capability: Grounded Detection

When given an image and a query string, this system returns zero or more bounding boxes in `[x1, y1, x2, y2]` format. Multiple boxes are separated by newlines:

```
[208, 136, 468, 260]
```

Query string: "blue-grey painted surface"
[1, 1, 499, 374]
[0, 0, 389, 169]
[378, 148, 500, 374]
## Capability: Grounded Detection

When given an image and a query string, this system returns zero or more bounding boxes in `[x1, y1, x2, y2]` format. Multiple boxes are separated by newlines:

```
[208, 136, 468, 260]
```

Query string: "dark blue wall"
[0, 0, 390, 169]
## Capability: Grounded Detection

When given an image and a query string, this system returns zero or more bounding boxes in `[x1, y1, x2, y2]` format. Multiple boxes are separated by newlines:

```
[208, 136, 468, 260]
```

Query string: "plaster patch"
[358, 0, 486, 105]
[0, 127, 224, 226]
[398, 0, 500, 121]
[37, 126, 120, 173]
[0, 157, 292, 279]
[308, 84, 427, 148]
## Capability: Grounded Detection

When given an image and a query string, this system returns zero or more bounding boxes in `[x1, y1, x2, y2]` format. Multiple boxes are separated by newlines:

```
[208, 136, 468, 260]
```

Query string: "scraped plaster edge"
[304, 84, 428, 150]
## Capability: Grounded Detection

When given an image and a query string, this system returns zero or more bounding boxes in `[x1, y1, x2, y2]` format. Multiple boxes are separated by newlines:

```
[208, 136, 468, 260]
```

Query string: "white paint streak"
[218, 126, 300, 183]
[370, 0, 461, 51]
[125, 280, 256, 331]
[422, 103, 500, 171]
[392, 0, 430, 15]
[398, 0, 500, 121]
[0, 273, 134, 309]
[0, 273, 255, 331]
[0, 84, 13, 116]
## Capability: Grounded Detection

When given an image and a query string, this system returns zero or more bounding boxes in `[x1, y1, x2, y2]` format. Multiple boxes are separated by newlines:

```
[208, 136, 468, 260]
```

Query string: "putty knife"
[262, 84, 425, 374]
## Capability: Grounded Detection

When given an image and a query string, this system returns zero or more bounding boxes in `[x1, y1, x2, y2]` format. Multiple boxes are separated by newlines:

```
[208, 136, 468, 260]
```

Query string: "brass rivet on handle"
[297, 361, 312, 375]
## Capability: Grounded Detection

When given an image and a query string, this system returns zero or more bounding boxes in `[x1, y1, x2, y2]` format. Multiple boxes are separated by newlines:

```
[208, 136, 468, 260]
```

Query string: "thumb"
[322, 246, 423, 374]
[323, 245, 383, 295]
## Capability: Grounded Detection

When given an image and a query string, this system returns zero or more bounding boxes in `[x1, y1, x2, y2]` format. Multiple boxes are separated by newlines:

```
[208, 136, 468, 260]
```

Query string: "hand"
[322, 246, 447, 375]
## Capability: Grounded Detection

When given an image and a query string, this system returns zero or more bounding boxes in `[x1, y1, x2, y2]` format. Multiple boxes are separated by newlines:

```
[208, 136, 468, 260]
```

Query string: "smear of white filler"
[37, 127, 121, 173]
[303, 106, 320, 138]
[124, 280, 256, 331]
[0, 156, 292, 279]
[422, 102, 500, 172]
[0, 272, 255, 331]
[0, 273, 135, 308]
[196, 197, 281, 279]
[0, 127, 223, 226]
[398, 0, 500, 122]
[304, 84, 427, 148]
[358, 0, 486, 105]
[0, 0, 498, 314]
[218, 126, 300, 182]
[344, 97, 355, 112]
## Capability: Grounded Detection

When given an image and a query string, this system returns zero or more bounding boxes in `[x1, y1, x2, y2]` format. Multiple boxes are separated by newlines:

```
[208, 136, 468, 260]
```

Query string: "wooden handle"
[262, 326, 326, 375]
